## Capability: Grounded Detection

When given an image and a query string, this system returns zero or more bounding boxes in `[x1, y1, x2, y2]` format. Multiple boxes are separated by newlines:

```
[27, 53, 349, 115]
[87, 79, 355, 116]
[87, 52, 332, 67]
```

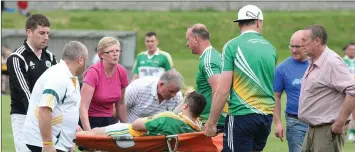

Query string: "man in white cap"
[205, 4, 277, 152]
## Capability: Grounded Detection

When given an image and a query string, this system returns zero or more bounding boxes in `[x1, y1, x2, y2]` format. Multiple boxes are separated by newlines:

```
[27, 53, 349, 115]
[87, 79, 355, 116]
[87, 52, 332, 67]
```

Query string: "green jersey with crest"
[133, 49, 174, 78]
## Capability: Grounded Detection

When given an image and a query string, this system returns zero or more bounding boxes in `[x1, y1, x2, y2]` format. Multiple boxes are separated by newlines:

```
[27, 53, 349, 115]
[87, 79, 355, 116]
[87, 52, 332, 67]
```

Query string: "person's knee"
[77, 130, 94, 136]
[91, 127, 105, 135]
[77, 127, 104, 136]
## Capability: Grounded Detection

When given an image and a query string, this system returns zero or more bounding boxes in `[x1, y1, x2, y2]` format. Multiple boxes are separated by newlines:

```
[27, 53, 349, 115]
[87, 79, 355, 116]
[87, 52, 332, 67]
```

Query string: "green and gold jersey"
[144, 112, 200, 136]
[132, 49, 174, 78]
[343, 56, 355, 75]
[222, 31, 277, 116]
[196, 46, 226, 126]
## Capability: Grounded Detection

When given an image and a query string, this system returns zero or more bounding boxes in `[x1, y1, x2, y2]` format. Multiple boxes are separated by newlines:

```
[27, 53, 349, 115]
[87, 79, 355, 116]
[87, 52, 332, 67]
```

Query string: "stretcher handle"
[166, 135, 178, 152]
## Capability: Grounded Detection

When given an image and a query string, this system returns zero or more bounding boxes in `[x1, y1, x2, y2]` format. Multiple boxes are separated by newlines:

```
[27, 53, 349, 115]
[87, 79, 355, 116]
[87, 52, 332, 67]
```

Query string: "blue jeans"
[286, 114, 308, 152]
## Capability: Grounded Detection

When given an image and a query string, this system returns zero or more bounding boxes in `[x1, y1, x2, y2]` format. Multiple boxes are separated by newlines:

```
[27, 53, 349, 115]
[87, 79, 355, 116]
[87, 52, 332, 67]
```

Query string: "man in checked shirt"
[298, 25, 355, 152]
[125, 70, 183, 123]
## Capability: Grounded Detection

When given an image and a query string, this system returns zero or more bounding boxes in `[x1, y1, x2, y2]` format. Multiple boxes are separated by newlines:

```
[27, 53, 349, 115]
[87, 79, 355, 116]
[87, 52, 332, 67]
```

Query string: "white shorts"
[104, 123, 141, 148]
[11, 114, 31, 152]
[104, 123, 131, 138]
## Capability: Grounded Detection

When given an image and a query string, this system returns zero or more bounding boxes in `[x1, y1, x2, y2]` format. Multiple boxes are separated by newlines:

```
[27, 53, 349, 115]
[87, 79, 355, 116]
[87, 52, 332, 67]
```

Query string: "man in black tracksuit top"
[6, 14, 57, 152]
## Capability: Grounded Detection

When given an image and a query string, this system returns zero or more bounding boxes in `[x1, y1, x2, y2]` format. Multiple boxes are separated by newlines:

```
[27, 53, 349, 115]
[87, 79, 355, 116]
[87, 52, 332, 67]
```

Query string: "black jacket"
[7, 40, 57, 115]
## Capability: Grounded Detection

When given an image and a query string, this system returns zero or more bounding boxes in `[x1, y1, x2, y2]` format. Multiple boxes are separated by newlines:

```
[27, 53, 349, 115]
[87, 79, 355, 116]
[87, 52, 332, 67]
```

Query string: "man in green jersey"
[343, 42, 355, 75]
[131, 32, 174, 81]
[184, 23, 226, 130]
[343, 42, 355, 142]
[205, 5, 277, 152]
[77, 91, 206, 137]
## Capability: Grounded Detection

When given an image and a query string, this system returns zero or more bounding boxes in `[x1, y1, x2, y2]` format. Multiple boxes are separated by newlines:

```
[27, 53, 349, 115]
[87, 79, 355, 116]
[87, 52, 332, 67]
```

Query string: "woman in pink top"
[80, 37, 129, 132]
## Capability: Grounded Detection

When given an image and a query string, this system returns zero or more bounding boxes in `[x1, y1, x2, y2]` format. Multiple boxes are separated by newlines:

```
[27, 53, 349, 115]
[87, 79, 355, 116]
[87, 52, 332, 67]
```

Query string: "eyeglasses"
[288, 45, 305, 49]
[103, 49, 121, 54]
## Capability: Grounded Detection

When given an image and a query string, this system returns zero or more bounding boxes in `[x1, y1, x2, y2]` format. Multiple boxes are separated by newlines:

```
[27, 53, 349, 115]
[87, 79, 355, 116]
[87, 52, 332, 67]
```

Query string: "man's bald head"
[291, 30, 304, 41]
[188, 23, 210, 40]
[191, 23, 208, 30]
[289, 30, 308, 61]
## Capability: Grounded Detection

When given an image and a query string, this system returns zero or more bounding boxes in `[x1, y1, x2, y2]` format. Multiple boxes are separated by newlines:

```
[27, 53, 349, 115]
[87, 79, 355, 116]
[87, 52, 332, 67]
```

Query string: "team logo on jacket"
[45, 60, 52, 68]
[30, 61, 35, 69]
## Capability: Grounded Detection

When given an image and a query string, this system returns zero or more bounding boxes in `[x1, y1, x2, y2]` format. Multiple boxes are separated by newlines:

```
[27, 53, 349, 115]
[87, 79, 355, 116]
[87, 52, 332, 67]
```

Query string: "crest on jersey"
[30, 61, 35, 69]
[45, 60, 52, 68]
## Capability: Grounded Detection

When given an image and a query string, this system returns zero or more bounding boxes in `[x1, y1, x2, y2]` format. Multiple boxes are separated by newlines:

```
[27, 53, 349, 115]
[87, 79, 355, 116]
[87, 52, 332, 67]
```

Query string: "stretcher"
[75, 132, 223, 152]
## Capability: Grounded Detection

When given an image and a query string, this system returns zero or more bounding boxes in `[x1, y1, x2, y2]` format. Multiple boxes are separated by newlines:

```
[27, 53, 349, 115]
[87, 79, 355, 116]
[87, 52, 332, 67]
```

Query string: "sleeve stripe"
[204, 49, 214, 77]
[159, 51, 174, 67]
[43, 89, 60, 104]
[13, 57, 31, 101]
[132, 60, 138, 73]
[46, 95, 54, 108]
[9, 46, 29, 71]
[46, 50, 54, 62]
[14, 45, 26, 54]
[166, 54, 174, 67]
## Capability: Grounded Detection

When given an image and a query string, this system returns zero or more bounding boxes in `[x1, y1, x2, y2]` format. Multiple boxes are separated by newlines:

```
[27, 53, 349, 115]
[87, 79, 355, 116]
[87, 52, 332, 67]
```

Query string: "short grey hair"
[160, 69, 184, 89]
[61, 41, 88, 61]
[304, 24, 328, 45]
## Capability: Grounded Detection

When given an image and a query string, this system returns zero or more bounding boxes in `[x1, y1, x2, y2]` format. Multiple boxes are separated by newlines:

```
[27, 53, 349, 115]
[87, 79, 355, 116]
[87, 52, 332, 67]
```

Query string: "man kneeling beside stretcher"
[77, 91, 207, 138]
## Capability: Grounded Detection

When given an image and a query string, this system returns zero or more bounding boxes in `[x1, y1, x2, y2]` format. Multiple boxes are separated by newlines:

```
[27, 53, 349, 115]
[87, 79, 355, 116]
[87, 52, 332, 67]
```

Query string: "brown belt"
[309, 120, 350, 128]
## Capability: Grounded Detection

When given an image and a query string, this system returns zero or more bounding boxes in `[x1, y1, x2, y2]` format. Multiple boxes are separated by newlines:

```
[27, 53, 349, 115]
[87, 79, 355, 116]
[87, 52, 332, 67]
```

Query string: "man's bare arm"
[335, 95, 355, 124]
[208, 74, 220, 98]
[207, 71, 232, 126]
[38, 107, 53, 143]
[273, 92, 284, 141]
[273, 92, 283, 125]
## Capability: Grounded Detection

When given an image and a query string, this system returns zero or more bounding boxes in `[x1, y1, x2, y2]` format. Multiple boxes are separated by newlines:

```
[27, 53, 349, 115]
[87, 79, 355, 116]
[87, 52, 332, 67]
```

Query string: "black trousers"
[26, 144, 66, 152]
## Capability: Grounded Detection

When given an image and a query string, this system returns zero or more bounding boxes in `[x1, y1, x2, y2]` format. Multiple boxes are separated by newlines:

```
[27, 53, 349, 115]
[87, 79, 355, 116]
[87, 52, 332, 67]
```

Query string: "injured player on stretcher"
[77, 91, 207, 138]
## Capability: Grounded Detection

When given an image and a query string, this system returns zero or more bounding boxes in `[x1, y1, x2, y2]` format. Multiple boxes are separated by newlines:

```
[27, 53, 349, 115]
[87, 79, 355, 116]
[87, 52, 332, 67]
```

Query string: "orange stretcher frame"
[75, 132, 223, 152]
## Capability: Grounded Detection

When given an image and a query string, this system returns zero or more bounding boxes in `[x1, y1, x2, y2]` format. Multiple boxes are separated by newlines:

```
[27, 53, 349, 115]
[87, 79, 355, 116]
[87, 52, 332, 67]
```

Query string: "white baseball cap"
[233, 5, 264, 22]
